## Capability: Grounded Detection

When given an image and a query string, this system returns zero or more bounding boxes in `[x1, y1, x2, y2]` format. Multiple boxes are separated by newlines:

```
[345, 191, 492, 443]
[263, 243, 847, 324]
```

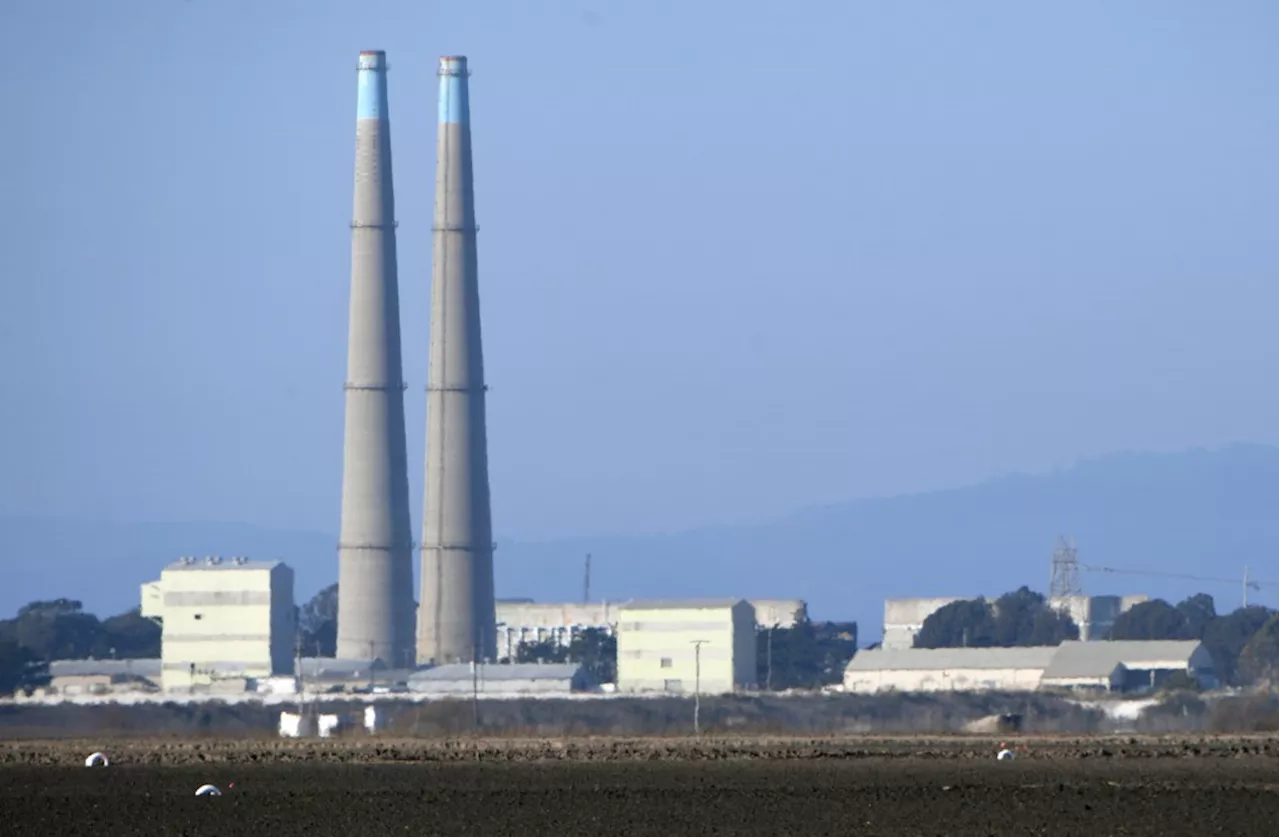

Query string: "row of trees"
[913, 588, 1278, 687]
[914, 587, 1080, 648]
[0, 600, 161, 694]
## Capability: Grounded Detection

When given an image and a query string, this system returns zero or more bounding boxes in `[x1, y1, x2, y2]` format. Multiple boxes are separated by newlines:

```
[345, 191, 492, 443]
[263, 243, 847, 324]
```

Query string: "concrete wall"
[844, 665, 1046, 694]
[495, 601, 625, 660]
[408, 677, 578, 695]
[882, 597, 965, 649]
[146, 561, 296, 691]
[617, 602, 756, 695]
[747, 599, 807, 629]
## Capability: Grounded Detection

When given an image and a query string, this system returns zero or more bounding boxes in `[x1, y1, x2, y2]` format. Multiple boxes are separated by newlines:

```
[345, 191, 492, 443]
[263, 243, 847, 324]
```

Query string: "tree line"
[913, 587, 1278, 687]
[0, 599, 161, 695]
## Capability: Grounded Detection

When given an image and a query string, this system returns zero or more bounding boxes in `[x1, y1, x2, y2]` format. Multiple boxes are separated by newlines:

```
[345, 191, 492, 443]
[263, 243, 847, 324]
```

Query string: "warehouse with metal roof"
[1040, 640, 1216, 692]
[844, 639, 1218, 694]
[843, 646, 1059, 693]
[406, 662, 597, 696]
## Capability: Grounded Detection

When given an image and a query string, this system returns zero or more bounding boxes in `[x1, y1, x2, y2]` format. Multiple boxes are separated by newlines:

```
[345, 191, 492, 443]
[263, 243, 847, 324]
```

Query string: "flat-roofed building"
[141, 556, 295, 691]
[616, 599, 757, 695]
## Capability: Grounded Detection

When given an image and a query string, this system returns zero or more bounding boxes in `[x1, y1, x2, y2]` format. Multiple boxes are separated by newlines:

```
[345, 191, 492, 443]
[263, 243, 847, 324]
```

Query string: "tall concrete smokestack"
[417, 55, 497, 665]
[336, 50, 416, 666]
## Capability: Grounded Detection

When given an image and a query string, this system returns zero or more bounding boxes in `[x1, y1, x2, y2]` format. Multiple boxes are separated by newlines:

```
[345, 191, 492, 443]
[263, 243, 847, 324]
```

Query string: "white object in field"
[363, 705, 379, 733]
[84, 752, 109, 768]
[317, 714, 342, 738]
[195, 784, 222, 797]
[997, 749, 1015, 761]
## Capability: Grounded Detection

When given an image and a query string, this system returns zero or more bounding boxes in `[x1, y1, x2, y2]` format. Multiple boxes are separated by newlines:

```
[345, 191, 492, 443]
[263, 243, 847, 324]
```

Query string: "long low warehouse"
[844, 640, 1215, 694]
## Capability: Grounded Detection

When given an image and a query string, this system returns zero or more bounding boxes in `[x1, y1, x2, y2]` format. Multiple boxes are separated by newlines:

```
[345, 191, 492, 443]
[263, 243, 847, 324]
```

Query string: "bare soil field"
[0, 736, 1275, 836]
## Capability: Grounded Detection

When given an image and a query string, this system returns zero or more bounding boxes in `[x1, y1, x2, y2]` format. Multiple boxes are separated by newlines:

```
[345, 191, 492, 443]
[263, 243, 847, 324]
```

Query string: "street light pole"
[691, 639, 707, 736]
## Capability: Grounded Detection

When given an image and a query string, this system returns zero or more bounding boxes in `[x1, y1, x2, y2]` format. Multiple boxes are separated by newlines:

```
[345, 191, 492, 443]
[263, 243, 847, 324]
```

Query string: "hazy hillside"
[2, 444, 1275, 633]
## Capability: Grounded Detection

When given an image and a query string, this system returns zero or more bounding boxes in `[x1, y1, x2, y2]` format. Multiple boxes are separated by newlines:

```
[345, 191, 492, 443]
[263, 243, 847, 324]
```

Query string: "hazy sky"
[1, 0, 1275, 541]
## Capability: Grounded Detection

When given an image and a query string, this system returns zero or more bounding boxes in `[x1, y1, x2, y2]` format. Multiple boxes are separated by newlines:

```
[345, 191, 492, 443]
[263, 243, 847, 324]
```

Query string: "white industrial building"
[844, 646, 1059, 694]
[882, 594, 1149, 649]
[46, 659, 161, 696]
[495, 598, 806, 662]
[616, 599, 757, 695]
[881, 597, 968, 650]
[406, 662, 596, 695]
[1039, 640, 1216, 692]
[494, 600, 628, 660]
[1047, 595, 1149, 641]
[845, 639, 1217, 694]
[747, 599, 808, 629]
[140, 556, 296, 691]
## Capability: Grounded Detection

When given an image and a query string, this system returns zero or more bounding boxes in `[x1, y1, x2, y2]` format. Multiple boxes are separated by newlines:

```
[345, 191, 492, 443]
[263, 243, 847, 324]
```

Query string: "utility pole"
[583, 554, 591, 604]
[691, 640, 708, 736]
[1243, 565, 1249, 608]
[765, 626, 774, 692]
[471, 644, 480, 733]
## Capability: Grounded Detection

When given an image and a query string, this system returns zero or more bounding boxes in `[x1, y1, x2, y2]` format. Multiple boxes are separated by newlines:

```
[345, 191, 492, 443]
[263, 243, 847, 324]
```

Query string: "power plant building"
[616, 600, 757, 695]
[336, 49, 417, 666]
[140, 557, 295, 692]
[417, 55, 498, 666]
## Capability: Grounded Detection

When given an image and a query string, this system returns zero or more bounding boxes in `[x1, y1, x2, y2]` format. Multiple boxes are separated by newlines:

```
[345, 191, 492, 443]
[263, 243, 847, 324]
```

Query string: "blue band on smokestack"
[437, 56, 469, 125]
[357, 50, 388, 121]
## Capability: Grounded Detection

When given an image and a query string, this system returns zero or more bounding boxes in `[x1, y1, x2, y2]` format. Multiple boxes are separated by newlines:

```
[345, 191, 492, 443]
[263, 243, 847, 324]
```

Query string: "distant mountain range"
[3, 443, 1276, 637]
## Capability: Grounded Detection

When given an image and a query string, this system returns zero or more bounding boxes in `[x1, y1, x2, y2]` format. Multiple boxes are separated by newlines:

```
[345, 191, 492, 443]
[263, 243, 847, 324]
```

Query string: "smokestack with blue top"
[417, 56, 498, 665]
[337, 50, 416, 666]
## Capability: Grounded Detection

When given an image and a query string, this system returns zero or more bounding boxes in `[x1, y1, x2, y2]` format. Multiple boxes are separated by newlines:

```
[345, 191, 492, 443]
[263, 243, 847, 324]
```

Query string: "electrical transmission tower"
[1049, 535, 1082, 598]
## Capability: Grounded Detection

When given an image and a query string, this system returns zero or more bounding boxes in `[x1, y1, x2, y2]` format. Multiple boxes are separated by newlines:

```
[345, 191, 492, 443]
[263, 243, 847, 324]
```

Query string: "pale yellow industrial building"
[616, 599, 757, 695]
[141, 556, 296, 691]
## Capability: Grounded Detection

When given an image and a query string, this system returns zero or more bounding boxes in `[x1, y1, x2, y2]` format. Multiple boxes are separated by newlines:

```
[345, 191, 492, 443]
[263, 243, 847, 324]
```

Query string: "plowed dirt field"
[2, 736, 1274, 836]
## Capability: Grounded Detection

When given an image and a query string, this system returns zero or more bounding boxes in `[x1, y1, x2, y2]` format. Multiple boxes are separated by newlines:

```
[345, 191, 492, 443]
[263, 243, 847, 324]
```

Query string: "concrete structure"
[418, 55, 497, 666]
[47, 659, 160, 695]
[407, 662, 595, 695]
[881, 597, 966, 650]
[494, 601, 626, 660]
[336, 49, 417, 666]
[747, 599, 808, 629]
[616, 600, 757, 695]
[494, 598, 807, 660]
[141, 557, 295, 691]
[883, 594, 1149, 648]
[1041, 640, 1216, 692]
[843, 646, 1059, 694]
[1048, 595, 1148, 641]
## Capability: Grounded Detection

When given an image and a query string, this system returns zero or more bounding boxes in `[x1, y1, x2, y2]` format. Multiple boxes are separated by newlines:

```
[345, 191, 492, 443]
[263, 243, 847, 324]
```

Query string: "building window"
[660, 657, 672, 668]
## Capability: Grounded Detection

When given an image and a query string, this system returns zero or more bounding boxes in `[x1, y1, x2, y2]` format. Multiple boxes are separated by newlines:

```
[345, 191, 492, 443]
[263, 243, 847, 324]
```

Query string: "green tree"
[1175, 593, 1217, 638]
[1201, 606, 1274, 686]
[1235, 613, 1279, 687]
[990, 587, 1079, 646]
[1107, 600, 1192, 640]
[568, 628, 617, 684]
[915, 599, 995, 648]
[94, 609, 161, 658]
[757, 619, 858, 689]
[0, 640, 48, 696]
[298, 583, 338, 657]
[512, 628, 617, 684]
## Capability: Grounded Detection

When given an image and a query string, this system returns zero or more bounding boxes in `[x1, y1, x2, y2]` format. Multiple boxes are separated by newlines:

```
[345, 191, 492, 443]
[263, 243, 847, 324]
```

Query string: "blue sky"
[1, 0, 1275, 542]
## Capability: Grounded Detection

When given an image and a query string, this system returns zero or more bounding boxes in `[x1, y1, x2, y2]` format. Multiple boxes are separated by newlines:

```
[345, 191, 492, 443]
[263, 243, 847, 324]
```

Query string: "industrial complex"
[13, 50, 1226, 714]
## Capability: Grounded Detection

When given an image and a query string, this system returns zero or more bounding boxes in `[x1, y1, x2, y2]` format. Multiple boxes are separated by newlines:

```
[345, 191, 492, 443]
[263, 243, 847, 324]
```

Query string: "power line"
[1080, 563, 1278, 590]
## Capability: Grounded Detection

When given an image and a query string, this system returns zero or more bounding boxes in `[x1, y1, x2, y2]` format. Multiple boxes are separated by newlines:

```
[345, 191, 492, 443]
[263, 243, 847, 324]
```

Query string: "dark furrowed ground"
[2, 758, 1275, 836]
